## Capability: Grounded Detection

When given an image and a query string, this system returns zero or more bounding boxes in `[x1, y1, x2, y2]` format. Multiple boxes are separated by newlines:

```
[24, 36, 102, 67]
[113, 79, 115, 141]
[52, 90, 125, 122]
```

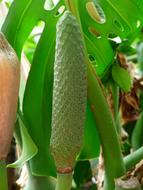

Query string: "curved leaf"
[7, 115, 38, 169]
[2, 0, 45, 57]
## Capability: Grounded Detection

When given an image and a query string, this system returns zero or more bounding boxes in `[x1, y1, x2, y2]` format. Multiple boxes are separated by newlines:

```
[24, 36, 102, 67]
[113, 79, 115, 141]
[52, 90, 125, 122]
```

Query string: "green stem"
[124, 146, 143, 171]
[64, 2, 125, 189]
[110, 80, 121, 134]
[110, 81, 119, 121]
[24, 174, 55, 190]
[24, 163, 55, 190]
[0, 160, 8, 190]
[56, 173, 73, 190]
[87, 64, 125, 190]
[131, 111, 143, 150]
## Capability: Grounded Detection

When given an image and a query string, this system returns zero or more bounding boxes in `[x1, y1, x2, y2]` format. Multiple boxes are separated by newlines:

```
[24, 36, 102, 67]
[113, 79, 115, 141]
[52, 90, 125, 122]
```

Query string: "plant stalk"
[87, 64, 125, 190]
[55, 173, 73, 190]
[131, 111, 143, 150]
[23, 163, 56, 190]
[24, 174, 55, 190]
[124, 146, 143, 171]
[110, 81, 121, 134]
[0, 160, 8, 190]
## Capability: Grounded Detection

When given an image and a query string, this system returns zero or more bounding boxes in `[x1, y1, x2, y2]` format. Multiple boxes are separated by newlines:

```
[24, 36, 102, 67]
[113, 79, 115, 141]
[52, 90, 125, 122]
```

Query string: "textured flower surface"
[50, 11, 87, 172]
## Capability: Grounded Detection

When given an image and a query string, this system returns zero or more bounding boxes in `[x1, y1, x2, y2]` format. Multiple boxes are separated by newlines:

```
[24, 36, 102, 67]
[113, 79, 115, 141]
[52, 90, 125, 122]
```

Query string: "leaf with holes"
[76, 0, 143, 76]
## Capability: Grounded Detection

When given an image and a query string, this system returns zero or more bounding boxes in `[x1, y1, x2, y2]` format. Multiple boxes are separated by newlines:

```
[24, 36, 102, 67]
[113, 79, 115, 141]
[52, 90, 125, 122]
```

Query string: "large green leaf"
[23, 20, 58, 176]
[77, 0, 143, 76]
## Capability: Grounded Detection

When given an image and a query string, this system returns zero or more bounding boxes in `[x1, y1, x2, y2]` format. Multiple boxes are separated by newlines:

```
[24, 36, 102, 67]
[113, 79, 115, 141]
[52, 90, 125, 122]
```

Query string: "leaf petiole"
[0, 160, 8, 190]
[55, 173, 73, 190]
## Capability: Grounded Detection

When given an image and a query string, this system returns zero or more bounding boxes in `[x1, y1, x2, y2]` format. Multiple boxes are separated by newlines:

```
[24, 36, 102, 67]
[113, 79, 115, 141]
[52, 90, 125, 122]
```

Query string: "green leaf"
[112, 64, 132, 92]
[2, 0, 45, 57]
[7, 115, 38, 168]
[77, 0, 143, 76]
[23, 28, 56, 176]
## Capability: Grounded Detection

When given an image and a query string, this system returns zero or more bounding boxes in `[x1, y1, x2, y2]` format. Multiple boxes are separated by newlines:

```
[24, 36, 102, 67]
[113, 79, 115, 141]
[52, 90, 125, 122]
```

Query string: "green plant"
[1, 0, 143, 190]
